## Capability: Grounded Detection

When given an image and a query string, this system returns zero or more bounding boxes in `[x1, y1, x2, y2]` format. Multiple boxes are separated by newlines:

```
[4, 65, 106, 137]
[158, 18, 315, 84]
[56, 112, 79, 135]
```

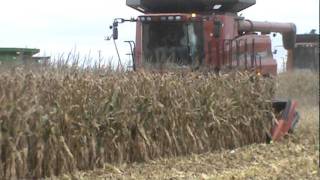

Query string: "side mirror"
[213, 20, 222, 38]
[273, 49, 278, 54]
[112, 21, 119, 40]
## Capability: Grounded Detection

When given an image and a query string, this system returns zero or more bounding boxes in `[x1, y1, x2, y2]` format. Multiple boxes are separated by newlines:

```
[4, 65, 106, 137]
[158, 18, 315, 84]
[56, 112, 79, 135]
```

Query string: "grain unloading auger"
[107, 0, 300, 142]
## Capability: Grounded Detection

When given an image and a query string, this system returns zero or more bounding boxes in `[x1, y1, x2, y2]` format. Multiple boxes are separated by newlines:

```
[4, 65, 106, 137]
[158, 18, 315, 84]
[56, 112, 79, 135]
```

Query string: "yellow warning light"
[257, 72, 261, 76]
[191, 13, 197, 18]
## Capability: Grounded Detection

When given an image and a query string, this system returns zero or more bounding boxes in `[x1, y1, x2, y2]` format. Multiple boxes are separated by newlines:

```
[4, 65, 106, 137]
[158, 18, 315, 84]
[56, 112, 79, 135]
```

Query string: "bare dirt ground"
[58, 71, 319, 180]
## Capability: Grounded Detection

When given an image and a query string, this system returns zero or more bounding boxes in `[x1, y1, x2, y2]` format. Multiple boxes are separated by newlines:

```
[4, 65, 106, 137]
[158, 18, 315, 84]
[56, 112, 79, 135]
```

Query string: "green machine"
[0, 48, 41, 64]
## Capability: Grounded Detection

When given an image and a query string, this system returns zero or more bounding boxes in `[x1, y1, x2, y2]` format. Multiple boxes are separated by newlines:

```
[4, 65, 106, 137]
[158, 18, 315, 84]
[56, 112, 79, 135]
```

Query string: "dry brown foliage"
[70, 70, 320, 180]
[276, 70, 319, 106]
[0, 66, 275, 178]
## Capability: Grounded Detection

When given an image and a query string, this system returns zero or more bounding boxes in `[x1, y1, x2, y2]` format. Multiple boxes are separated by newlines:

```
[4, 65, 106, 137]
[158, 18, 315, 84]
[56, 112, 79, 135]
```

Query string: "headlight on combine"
[139, 17, 146, 21]
[168, 16, 174, 21]
[175, 16, 182, 21]
[160, 16, 167, 21]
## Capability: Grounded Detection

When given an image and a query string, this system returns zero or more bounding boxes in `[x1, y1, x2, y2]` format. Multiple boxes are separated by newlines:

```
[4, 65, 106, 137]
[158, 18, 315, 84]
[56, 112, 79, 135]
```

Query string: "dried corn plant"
[0, 66, 274, 179]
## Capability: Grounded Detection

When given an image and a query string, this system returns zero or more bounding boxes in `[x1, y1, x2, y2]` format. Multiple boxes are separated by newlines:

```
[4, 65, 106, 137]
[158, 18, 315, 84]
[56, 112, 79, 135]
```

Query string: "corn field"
[0, 67, 275, 179]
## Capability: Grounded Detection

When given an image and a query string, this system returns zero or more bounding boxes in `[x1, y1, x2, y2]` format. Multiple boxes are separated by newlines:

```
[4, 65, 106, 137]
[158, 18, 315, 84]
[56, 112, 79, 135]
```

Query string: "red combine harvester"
[107, 0, 300, 142]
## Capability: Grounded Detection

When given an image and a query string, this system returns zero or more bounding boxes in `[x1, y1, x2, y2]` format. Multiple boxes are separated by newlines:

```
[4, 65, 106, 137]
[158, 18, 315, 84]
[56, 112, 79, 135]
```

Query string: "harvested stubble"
[0, 67, 275, 179]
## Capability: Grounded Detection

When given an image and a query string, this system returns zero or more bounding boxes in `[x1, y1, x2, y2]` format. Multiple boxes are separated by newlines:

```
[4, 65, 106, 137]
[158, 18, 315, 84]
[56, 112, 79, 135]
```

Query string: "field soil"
[63, 71, 319, 180]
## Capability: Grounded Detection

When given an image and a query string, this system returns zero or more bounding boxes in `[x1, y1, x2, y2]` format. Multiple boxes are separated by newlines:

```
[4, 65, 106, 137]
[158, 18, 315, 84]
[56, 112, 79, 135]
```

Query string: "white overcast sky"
[0, 0, 319, 65]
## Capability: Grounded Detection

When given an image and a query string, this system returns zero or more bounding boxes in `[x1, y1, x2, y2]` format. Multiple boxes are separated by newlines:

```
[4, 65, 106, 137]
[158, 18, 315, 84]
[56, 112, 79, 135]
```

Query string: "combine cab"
[107, 0, 300, 141]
